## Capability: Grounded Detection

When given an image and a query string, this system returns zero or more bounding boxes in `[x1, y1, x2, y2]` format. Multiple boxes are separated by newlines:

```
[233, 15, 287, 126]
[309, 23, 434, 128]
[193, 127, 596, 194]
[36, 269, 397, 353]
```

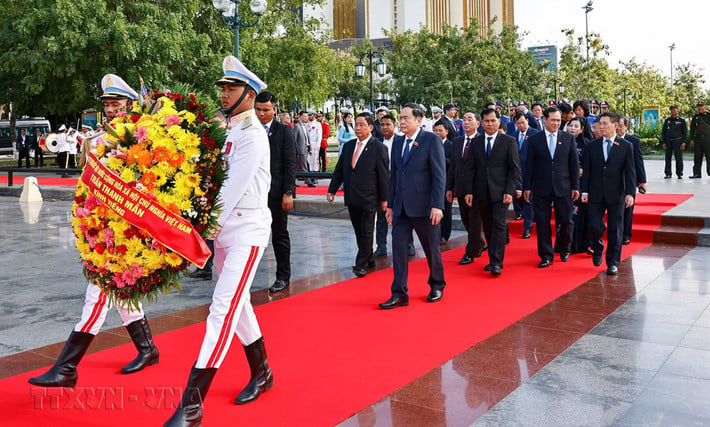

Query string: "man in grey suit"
[294, 111, 314, 186]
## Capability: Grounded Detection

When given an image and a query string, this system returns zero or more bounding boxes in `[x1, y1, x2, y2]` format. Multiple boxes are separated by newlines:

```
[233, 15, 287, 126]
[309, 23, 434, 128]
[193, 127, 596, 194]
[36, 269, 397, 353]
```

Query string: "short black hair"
[557, 103, 573, 114]
[484, 102, 496, 110]
[531, 102, 543, 109]
[380, 114, 396, 124]
[619, 115, 631, 127]
[599, 112, 620, 123]
[544, 106, 561, 119]
[513, 112, 528, 122]
[255, 91, 277, 104]
[481, 107, 499, 119]
[299, 110, 309, 116]
[356, 112, 374, 126]
[433, 119, 448, 129]
[499, 121, 508, 132]
[402, 102, 424, 118]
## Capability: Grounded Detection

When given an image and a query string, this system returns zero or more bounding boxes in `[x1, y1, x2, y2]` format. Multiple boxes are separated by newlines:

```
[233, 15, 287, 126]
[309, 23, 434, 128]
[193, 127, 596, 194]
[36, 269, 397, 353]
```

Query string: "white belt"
[236, 194, 267, 209]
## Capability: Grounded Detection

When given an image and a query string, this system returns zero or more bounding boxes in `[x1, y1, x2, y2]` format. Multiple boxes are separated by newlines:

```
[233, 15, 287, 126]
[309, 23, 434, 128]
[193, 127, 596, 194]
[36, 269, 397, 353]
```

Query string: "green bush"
[634, 123, 663, 154]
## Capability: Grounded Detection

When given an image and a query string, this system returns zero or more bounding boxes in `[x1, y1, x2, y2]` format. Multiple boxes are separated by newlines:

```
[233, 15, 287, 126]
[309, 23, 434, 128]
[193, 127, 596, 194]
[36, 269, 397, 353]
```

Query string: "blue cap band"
[223, 70, 261, 92]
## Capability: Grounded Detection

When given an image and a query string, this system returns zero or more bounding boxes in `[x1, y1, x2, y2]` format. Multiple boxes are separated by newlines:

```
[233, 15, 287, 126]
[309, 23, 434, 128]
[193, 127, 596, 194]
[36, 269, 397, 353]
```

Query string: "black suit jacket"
[267, 120, 297, 199]
[524, 130, 580, 198]
[328, 137, 389, 209]
[447, 133, 477, 198]
[16, 135, 30, 151]
[623, 134, 647, 185]
[464, 132, 521, 202]
[581, 136, 636, 204]
[443, 137, 453, 171]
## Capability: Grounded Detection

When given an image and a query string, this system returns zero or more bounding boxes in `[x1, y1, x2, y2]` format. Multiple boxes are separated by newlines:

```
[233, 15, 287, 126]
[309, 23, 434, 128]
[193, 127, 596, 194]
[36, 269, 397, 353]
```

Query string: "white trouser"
[307, 149, 318, 172]
[74, 283, 145, 335]
[195, 245, 264, 369]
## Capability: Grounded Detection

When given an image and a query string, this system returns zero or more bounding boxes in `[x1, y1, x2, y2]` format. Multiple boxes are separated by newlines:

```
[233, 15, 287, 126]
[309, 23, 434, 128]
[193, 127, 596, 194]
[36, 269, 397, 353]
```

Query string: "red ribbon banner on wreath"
[81, 153, 212, 268]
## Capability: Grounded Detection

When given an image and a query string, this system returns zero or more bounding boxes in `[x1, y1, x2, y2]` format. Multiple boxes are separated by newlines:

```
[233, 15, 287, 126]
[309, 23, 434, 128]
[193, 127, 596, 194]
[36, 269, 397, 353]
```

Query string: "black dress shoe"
[690, 175, 701, 179]
[458, 254, 473, 265]
[538, 259, 553, 268]
[606, 265, 618, 275]
[426, 289, 443, 302]
[664, 175, 671, 179]
[268, 280, 289, 293]
[677, 175, 683, 179]
[593, 255, 603, 267]
[490, 265, 502, 276]
[378, 296, 409, 309]
[188, 269, 212, 280]
[367, 259, 376, 268]
[440, 237, 448, 245]
[622, 239, 631, 245]
[352, 267, 367, 277]
[521, 230, 531, 239]
[407, 246, 416, 256]
[560, 252, 570, 262]
[484, 263, 503, 272]
[373, 247, 387, 258]
[514, 214, 523, 220]
[475, 244, 488, 258]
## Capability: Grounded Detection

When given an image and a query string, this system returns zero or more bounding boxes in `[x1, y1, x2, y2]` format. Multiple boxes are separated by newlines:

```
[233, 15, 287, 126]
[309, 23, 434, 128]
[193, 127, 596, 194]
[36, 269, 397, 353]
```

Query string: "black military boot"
[164, 365, 217, 427]
[188, 269, 212, 281]
[121, 317, 160, 374]
[235, 337, 273, 404]
[28, 331, 94, 387]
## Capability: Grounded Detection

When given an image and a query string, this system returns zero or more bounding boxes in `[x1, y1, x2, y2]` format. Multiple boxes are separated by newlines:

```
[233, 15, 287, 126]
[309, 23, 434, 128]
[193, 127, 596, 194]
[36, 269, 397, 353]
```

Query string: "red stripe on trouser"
[206, 246, 259, 368]
[80, 289, 108, 333]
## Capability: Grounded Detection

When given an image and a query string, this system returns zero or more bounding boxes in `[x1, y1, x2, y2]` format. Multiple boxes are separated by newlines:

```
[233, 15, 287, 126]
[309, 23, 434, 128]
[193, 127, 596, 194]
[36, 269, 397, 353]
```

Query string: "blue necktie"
[548, 133, 555, 158]
[518, 133, 524, 150]
[403, 138, 412, 162]
[264, 124, 269, 133]
[605, 139, 612, 161]
[486, 136, 492, 158]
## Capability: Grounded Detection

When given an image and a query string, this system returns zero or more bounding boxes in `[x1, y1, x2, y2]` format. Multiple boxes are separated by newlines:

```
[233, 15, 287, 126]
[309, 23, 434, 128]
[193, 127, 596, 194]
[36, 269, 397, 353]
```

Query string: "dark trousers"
[34, 148, 43, 167]
[318, 147, 327, 172]
[17, 148, 31, 168]
[441, 199, 452, 241]
[269, 196, 291, 281]
[588, 201, 624, 267]
[513, 196, 534, 231]
[533, 195, 573, 261]
[459, 199, 486, 257]
[391, 212, 445, 298]
[664, 140, 683, 176]
[203, 239, 214, 271]
[693, 137, 710, 177]
[474, 199, 508, 267]
[622, 194, 637, 241]
[375, 208, 388, 250]
[57, 151, 68, 168]
[348, 205, 376, 270]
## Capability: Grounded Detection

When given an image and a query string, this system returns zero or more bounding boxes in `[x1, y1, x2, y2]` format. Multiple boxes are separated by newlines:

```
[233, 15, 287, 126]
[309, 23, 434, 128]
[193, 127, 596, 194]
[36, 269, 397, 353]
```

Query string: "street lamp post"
[582, 1, 594, 95]
[355, 49, 387, 112]
[617, 88, 632, 116]
[546, 78, 565, 102]
[212, 0, 267, 58]
[669, 42, 676, 85]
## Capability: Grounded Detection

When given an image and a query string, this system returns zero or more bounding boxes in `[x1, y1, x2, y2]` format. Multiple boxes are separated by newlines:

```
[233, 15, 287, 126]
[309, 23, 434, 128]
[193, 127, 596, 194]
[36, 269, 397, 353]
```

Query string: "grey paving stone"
[560, 334, 674, 372]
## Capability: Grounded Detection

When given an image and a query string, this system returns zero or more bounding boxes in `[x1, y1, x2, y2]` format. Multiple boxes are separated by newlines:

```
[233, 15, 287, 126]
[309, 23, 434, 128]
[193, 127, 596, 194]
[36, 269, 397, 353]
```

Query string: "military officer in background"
[165, 56, 274, 426]
[662, 105, 687, 179]
[690, 101, 710, 178]
[29, 74, 160, 389]
[56, 125, 69, 168]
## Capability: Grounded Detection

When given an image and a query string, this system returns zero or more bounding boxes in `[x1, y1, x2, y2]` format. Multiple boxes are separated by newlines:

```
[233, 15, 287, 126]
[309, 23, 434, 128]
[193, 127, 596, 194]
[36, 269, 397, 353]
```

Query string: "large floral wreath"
[72, 86, 226, 308]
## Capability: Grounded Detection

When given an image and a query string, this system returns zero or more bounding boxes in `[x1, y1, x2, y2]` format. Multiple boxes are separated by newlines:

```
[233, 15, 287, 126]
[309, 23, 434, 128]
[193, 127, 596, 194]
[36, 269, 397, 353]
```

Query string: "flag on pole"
[139, 75, 148, 99]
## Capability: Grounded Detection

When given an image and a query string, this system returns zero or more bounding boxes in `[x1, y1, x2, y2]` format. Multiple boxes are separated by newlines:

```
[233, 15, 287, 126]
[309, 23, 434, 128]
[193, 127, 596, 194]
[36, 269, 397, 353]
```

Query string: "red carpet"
[0, 175, 78, 187]
[295, 185, 340, 196]
[0, 194, 691, 426]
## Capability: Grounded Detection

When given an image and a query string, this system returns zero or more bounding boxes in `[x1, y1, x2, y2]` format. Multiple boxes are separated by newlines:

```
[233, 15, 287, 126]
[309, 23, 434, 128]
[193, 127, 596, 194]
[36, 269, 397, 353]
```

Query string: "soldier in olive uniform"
[690, 101, 710, 178]
[662, 105, 687, 179]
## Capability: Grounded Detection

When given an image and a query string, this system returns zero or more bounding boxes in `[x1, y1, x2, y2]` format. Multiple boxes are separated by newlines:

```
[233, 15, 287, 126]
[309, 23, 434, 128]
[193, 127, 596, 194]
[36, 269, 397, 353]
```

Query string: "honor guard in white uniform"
[56, 125, 69, 168]
[29, 74, 159, 389]
[67, 128, 78, 168]
[165, 56, 273, 427]
[307, 109, 322, 176]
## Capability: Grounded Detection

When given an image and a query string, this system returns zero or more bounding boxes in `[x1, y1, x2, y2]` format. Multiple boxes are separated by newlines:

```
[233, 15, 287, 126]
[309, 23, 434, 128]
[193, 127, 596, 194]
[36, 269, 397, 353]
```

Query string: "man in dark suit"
[255, 92, 297, 293]
[617, 116, 647, 245]
[512, 112, 539, 238]
[446, 111, 487, 264]
[380, 103, 446, 308]
[581, 112, 636, 275]
[328, 113, 389, 278]
[16, 129, 32, 168]
[433, 119, 454, 244]
[464, 108, 521, 276]
[523, 107, 580, 267]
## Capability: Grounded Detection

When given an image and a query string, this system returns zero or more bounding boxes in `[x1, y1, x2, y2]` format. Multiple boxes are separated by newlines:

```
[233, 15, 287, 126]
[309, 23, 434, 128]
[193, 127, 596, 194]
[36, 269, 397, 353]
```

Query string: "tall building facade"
[306, 0, 515, 43]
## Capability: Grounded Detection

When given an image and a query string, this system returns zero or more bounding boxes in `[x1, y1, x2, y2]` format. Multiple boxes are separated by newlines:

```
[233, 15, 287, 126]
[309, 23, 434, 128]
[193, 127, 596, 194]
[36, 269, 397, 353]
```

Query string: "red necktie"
[352, 141, 363, 168]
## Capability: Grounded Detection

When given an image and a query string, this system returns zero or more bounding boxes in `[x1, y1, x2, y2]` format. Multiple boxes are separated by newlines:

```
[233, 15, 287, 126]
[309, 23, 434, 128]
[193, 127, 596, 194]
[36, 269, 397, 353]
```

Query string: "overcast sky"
[514, 0, 708, 88]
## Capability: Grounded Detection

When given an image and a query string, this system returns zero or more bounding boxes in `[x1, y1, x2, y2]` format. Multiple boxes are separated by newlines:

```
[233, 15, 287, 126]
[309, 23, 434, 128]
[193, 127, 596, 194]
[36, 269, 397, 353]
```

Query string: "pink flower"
[103, 228, 115, 247]
[134, 127, 148, 143]
[75, 207, 91, 218]
[84, 195, 101, 210]
[165, 114, 180, 127]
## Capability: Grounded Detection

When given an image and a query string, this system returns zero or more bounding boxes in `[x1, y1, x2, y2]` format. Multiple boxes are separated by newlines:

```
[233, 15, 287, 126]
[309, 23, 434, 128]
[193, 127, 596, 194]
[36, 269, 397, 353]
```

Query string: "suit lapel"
[403, 133, 422, 166]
